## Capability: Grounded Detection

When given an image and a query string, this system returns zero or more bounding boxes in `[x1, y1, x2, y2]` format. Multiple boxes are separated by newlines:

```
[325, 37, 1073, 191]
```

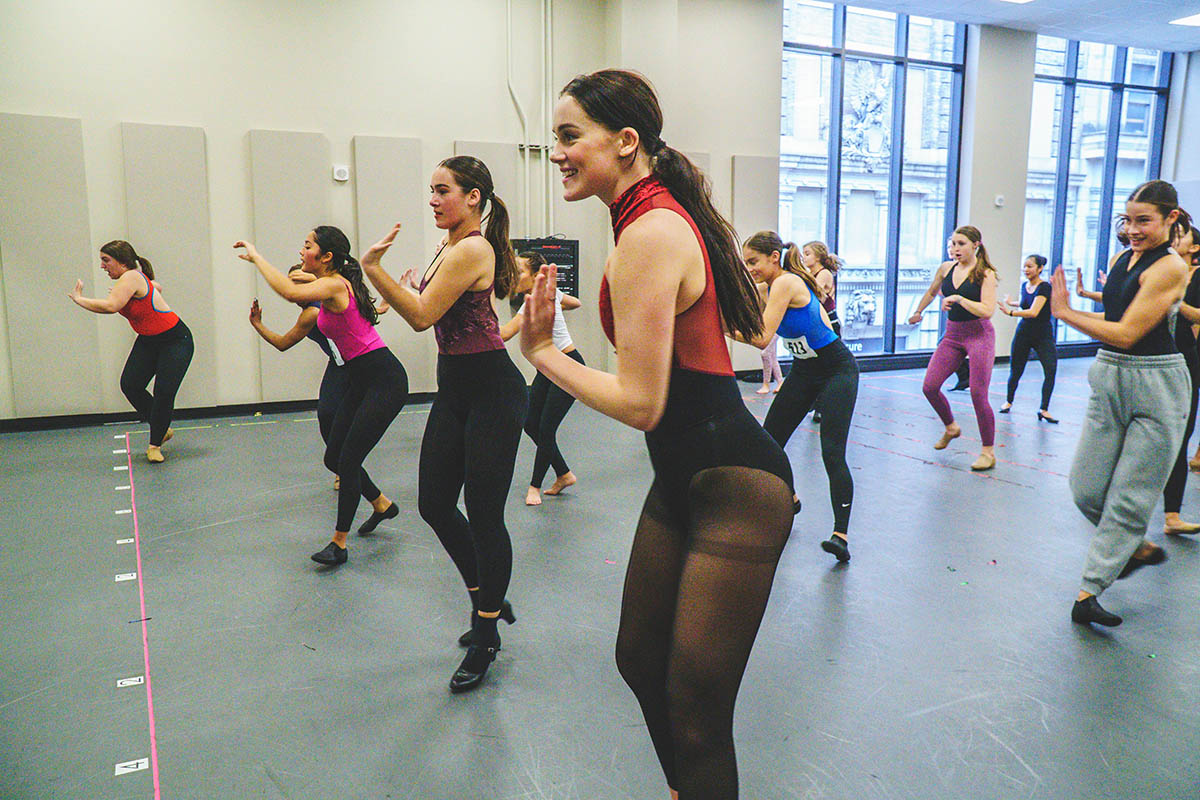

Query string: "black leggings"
[617, 370, 793, 799]
[1006, 323, 1057, 410]
[764, 339, 859, 534]
[323, 348, 408, 532]
[419, 350, 528, 613]
[316, 361, 350, 446]
[120, 320, 194, 446]
[525, 348, 584, 486]
[1163, 353, 1199, 514]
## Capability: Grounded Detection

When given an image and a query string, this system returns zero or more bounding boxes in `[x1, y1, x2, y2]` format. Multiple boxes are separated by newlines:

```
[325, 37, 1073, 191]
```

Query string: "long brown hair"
[744, 231, 825, 302]
[560, 69, 763, 341]
[439, 155, 518, 300]
[954, 225, 997, 285]
[802, 240, 841, 275]
[101, 240, 154, 280]
[312, 225, 379, 326]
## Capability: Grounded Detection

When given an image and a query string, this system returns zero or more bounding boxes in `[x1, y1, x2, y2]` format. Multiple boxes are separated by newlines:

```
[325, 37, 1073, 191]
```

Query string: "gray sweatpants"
[1070, 350, 1190, 596]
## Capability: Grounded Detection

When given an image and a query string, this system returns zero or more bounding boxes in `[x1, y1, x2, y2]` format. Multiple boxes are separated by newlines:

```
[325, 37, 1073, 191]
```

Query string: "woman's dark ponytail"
[438, 155, 519, 300]
[744, 231, 824, 301]
[100, 240, 154, 280]
[312, 225, 378, 326]
[561, 69, 764, 342]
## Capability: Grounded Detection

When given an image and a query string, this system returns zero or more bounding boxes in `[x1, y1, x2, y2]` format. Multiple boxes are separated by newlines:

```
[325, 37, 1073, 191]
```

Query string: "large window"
[1022, 37, 1172, 343]
[780, 1, 965, 355]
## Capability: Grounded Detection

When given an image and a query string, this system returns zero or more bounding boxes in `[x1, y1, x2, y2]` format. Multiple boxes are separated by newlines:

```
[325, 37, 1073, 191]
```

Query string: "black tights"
[1006, 325, 1057, 410]
[419, 351, 528, 614]
[316, 361, 350, 446]
[616, 470, 793, 799]
[763, 340, 858, 534]
[324, 348, 408, 531]
[1164, 356, 1200, 515]
[525, 349, 584, 486]
[120, 320, 194, 446]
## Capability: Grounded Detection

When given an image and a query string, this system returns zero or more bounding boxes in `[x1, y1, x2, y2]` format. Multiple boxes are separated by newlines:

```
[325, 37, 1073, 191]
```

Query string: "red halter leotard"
[598, 175, 733, 377]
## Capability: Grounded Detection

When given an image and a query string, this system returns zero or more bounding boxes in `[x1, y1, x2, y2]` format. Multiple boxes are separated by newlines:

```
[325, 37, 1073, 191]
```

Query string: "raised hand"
[1002, 293, 1013, 308]
[1097, 269, 1107, 287]
[520, 264, 558, 361]
[907, 311, 923, 325]
[1050, 266, 1071, 318]
[401, 268, 421, 291]
[249, 298, 262, 323]
[233, 241, 260, 262]
[363, 223, 401, 266]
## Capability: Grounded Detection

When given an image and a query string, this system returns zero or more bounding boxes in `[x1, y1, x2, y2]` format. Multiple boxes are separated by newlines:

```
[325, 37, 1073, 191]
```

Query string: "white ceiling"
[840, 0, 1200, 53]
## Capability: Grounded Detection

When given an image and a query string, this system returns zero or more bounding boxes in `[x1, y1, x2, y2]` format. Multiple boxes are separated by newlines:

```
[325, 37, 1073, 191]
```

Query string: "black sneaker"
[311, 541, 347, 566]
[358, 502, 399, 534]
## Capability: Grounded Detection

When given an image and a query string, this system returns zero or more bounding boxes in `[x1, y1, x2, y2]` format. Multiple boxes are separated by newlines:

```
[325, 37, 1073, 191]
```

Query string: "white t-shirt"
[520, 291, 573, 351]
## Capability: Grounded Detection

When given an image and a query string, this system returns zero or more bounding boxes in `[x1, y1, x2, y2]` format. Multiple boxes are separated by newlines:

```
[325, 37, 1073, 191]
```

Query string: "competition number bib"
[781, 335, 817, 360]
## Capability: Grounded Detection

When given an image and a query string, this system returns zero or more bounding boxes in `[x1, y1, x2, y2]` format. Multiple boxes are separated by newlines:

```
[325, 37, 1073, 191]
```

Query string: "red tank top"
[118, 272, 180, 336]
[599, 175, 733, 376]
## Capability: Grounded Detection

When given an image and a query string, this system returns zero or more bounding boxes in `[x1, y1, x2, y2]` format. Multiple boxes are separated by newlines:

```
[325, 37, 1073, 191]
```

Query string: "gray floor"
[4, 359, 1200, 799]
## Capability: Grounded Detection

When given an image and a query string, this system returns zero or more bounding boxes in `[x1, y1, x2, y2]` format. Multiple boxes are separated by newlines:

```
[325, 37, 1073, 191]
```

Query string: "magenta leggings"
[922, 318, 996, 446]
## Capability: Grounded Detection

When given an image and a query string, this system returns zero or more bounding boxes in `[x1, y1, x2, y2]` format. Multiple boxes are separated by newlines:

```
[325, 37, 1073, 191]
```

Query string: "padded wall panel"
[731, 155, 782, 371]
[249, 130, 332, 402]
[0, 113, 102, 416]
[352, 135, 437, 393]
[121, 123, 216, 409]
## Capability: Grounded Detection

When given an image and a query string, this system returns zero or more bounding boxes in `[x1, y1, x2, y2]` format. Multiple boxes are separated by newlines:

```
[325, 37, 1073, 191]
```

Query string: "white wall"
[1165, 53, 1200, 214]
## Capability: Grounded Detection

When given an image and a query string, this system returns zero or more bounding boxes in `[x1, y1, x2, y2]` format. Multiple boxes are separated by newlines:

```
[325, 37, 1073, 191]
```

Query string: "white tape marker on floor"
[113, 449, 128, 454]
[115, 485, 131, 491]
[115, 572, 137, 582]
[114, 434, 125, 439]
[117, 676, 144, 688]
[116, 538, 134, 545]
[114, 758, 149, 775]
[115, 509, 132, 515]
[113, 465, 128, 471]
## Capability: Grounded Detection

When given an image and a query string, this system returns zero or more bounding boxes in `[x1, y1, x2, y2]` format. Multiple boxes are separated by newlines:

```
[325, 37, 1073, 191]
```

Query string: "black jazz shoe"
[1071, 596, 1122, 627]
[358, 502, 399, 534]
[449, 643, 499, 693]
[820, 535, 850, 563]
[311, 541, 347, 566]
[458, 600, 516, 647]
[1118, 546, 1167, 579]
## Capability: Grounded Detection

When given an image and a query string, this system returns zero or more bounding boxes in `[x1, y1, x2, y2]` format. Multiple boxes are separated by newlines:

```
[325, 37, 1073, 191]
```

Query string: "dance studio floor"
[4, 358, 1200, 799]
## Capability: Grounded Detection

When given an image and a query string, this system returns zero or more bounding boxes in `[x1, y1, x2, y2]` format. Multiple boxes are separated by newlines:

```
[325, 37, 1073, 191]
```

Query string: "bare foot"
[333, 475, 340, 490]
[544, 472, 577, 496]
[525, 486, 542, 506]
[773, 384, 781, 393]
[755, 385, 770, 394]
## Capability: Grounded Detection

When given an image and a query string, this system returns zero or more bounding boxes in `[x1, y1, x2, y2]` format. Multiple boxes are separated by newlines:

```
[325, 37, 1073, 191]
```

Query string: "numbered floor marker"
[115, 573, 137, 582]
[114, 758, 149, 775]
[116, 676, 144, 688]
[116, 538, 134, 545]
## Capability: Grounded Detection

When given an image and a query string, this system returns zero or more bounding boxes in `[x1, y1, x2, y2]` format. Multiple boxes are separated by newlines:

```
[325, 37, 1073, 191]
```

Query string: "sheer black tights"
[615, 467, 793, 799]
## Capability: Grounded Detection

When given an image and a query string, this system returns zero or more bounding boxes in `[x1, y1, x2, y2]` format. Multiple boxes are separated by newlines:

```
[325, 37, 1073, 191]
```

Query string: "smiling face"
[1023, 258, 1042, 282]
[742, 246, 781, 282]
[429, 165, 479, 230]
[550, 94, 637, 204]
[99, 252, 129, 280]
[1121, 200, 1178, 252]
[947, 232, 975, 264]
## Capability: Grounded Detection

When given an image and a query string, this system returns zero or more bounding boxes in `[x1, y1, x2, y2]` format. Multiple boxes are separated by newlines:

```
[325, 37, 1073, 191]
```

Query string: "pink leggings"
[761, 335, 783, 385]
[922, 318, 995, 446]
